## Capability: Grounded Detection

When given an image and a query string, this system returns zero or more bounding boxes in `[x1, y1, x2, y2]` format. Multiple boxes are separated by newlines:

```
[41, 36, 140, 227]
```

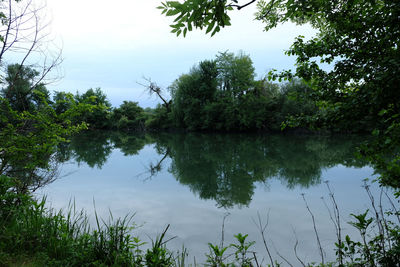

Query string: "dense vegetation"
[169, 52, 317, 132]
[0, 51, 320, 133]
[160, 0, 400, 189]
[1, 0, 399, 266]
[0, 175, 182, 266]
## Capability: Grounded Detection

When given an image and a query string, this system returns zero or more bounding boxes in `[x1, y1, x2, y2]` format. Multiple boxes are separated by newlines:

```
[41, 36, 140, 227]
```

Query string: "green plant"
[0, 175, 141, 266]
[206, 242, 230, 267]
[231, 233, 255, 267]
[145, 225, 174, 267]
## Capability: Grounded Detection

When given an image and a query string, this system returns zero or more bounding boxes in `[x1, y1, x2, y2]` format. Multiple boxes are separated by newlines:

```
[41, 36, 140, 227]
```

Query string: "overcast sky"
[46, 0, 316, 107]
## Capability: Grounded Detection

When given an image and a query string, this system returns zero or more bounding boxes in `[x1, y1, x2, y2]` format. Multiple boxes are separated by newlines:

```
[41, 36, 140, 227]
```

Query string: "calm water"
[36, 131, 386, 265]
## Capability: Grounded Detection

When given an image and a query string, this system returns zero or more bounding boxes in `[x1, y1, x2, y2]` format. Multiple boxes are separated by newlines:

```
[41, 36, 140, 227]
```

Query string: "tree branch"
[138, 77, 170, 111]
[227, 0, 257, 10]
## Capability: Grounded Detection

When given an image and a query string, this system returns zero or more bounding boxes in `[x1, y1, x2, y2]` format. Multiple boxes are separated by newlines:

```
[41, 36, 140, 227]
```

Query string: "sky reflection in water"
[37, 132, 382, 264]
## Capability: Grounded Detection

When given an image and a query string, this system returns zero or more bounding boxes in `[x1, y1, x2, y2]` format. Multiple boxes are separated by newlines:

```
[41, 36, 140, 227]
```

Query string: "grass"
[0, 175, 142, 266]
[1, 175, 399, 266]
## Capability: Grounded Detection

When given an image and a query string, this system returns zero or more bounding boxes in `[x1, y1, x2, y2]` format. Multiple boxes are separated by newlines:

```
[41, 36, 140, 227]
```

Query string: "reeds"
[0, 175, 177, 266]
[1, 175, 399, 266]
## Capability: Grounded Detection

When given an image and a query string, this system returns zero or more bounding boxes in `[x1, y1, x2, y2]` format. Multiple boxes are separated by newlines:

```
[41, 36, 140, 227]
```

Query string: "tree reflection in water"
[55, 131, 369, 208]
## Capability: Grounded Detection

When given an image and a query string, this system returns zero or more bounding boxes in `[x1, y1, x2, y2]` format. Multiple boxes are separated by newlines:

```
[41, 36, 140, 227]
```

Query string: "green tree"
[1, 64, 50, 112]
[216, 51, 255, 97]
[0, 97, 86, 192]
[145, 104, 174, 130]
[52, 91, 75, 115]
[170, 53, 262, 131]
[278, 79, 317, 130]
[112, 101, 146, 131]
[170, 60, 218, 130]
[0, 1, 83, 192]
[75, 88, 112, 129]
[160, 0, 399, 131]
[160, 0, 400, 190]
[0, 0, 62, 95]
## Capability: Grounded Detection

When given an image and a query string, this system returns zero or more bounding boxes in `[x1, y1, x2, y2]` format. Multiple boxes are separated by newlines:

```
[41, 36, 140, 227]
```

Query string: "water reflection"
[56, 131, 369, 208]
[155, 133, 368, 207]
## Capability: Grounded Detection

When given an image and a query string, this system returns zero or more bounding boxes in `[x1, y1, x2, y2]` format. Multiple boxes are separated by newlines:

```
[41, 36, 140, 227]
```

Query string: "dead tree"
[0, 0, 62, 90]
[138, 77, 171, 111]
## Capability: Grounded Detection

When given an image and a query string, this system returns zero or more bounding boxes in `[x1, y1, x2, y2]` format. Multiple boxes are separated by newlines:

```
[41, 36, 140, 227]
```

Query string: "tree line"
[0, 51, 326, 133]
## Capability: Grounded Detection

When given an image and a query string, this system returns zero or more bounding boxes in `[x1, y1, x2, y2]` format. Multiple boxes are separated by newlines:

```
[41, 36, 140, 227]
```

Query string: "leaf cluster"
[159, 0, 234, 36]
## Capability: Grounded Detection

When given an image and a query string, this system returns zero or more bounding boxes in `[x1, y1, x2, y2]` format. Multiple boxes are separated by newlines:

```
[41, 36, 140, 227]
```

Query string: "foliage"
[160, 0, 400, 191]
[266, 0, 400, 134]
[52, 91, 76, 115]
[160, 0, 400, 132]
[0, 175, 176, 266]
[145, 104, 174, 130]
[170, 51, 317, 132]
[38, 54, 317, 134]
[74, 88, 112, 129]
[216, 50, 255, 97]
[0, 64, 92, 193]
[145, 225, 174, 267]
[53, 89, 151, 132]
[264, 0, 400, 190]
[0, 97, 86, 192]
[340, 205, 400, 265]
[170, 59, 218, 130]
[231, 233, 256, 267]
[360, 108, 400, 191]
[1, 64, 50, 112]
[158, 0, 235, 37]
[111, 101, 146, 131]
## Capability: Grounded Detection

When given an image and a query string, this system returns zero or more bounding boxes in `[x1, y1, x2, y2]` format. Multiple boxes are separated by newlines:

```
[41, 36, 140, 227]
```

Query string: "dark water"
[37, 131, 383, 264]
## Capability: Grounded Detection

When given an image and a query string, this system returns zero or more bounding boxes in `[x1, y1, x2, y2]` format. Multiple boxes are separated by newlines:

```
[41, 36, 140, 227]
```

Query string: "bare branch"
[383, 188, 400, 224]
[324, 180, 343, 265]
[252, 210, 275, 267]
[138, 77, 170, 111]
[271, 239, 294, 267]
[0, 0, 62, 90]
[292, 228, 306, 267]
[227, 0, 257, 10]
[301, 193, 325, 264]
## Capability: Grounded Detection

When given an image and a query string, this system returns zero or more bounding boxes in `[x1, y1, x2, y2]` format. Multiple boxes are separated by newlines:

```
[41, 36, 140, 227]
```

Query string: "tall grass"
[1, 175, 399, 266]
[0, 175, 172, 266]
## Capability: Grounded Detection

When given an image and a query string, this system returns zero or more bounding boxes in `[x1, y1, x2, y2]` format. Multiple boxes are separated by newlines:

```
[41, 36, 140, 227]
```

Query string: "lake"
[36, 131, 387, 265]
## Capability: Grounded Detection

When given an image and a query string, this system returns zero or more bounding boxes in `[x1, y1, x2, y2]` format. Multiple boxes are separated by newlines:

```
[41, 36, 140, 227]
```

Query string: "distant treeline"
[59, 53, 319, 132]
[1, 51, 376, 133]
[0, 52, 319, 133]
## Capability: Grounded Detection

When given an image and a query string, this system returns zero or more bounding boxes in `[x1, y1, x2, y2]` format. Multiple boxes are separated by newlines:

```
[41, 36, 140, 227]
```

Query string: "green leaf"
[206, 21, 215, 34]
[210, 26, 220, 36]
[378, 109, 387, 116]
[166, 9, 180, 16]
[167, 1, 181, 8]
